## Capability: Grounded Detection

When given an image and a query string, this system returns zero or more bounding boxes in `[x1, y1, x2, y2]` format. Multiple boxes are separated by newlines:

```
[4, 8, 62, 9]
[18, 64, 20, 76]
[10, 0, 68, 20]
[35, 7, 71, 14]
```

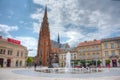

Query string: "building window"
[111, 50, 115, 56]
[111, 43, 115, 49]
[92, 47, 95, 51]
[71, 54, 74, 59]
[105, 51, 109, 57]
[8, 50, 10, 55]
[16, 60, 18, 67]
[3, 49, 5, 54]
[8, 50, 12, 55]
[60, 55, 62, 59]
[20, 61, 22, 66]
[80, 53, 82, 56]
[118, 42, 120, 48]
[87, 47, 90, 52]
[96, 46, 99, 50]
[0, 49, 5, 54]
[93, 53, 96, 57]
[21, 51, 23, 57]
[104, 43, 108, 49]
[17, 51, 19, 56]
[88, 53, 90, 58]
[88, 53, 90, 55]
[62, 55, 64, 60]
[80, 48, 84, 52]
[74, 53, 77, 59]
[64, 54, 66, 59]
[82, 53, 85, 56]
[96, 53, 99, 58]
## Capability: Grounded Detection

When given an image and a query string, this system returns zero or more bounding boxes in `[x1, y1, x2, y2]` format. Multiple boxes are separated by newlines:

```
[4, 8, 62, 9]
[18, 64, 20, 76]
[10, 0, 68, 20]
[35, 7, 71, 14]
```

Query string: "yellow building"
[0, 36, 28, 67]
[59, 37, 120, 68]
[77, 40, 102, 67]
[101, 37, 120, 67]
[59, 51, 66, 67]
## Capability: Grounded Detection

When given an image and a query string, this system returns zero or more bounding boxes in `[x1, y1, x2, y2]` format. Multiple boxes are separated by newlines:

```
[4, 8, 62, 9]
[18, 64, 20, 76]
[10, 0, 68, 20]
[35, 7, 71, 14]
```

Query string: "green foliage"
[27, 57, 33, 64]
[97, 60, 102, 65]
[118, 59, 120, 64]
[80, 60, 86, 65]
[106, 59, 111, 64]
[74, 60, 78, 65]
[87, 60, 92, 65]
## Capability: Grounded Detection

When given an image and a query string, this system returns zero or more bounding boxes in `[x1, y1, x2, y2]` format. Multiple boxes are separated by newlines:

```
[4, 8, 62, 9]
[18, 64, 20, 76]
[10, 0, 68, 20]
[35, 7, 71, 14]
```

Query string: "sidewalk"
[0, 68, 120, 80]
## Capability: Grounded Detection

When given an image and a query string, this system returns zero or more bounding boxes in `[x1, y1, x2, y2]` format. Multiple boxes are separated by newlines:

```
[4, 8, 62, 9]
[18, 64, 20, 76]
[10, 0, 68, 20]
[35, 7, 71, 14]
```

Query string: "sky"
[0, 0, 120, 56]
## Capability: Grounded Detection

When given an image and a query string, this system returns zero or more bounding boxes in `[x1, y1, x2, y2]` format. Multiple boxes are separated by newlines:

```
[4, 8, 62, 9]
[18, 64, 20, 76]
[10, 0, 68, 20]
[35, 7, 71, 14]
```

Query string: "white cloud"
[0, 24, 18, 37]
[31, 0, 120, 47]
[15, 36, 38, 57]
[33, 22, 41, 33]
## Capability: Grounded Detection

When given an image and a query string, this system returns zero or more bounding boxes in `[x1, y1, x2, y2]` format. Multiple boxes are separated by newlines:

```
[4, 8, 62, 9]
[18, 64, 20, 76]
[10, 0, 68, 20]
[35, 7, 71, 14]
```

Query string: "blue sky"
[0, 0, 120, 56]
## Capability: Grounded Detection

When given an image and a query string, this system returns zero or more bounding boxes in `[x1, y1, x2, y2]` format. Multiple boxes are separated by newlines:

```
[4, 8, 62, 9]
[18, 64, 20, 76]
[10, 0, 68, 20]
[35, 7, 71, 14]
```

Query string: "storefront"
[110, 56, 119, 67]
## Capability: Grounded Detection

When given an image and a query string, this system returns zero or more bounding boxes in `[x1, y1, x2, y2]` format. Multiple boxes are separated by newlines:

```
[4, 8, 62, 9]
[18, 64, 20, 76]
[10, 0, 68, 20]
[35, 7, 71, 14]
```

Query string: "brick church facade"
[36, 6, 68, 67]
[36, 6, 51, 66]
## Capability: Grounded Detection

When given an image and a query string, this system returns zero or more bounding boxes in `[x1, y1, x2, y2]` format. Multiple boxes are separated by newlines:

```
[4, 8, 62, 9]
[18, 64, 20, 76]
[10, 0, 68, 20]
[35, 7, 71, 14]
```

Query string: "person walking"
[34, 63, 37, 71]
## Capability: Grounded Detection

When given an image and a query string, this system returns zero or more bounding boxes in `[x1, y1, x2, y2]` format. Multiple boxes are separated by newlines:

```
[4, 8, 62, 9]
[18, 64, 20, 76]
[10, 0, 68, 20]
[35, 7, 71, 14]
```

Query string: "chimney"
[94, 39, 97, 41]
[84, 41, 87, 43]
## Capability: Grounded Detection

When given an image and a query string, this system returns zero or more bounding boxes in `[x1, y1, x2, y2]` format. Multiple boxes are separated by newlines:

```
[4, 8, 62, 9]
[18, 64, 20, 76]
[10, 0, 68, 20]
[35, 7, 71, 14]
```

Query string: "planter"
[107, 64, 110, 68]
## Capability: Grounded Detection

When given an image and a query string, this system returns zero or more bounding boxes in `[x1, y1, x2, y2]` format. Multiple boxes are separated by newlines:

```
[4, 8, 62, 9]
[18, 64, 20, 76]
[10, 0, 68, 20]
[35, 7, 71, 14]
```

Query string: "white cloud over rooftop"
[0, 24, 18, 38]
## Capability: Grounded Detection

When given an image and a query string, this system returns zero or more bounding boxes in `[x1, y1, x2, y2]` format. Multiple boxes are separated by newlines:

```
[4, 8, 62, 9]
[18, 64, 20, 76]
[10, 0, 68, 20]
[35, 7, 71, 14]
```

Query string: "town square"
[0, 0, 120, 80]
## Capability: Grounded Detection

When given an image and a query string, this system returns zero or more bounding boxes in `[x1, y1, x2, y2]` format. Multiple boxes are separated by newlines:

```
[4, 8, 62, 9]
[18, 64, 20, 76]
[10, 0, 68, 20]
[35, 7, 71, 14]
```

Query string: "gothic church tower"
[37, 6, 51, 66]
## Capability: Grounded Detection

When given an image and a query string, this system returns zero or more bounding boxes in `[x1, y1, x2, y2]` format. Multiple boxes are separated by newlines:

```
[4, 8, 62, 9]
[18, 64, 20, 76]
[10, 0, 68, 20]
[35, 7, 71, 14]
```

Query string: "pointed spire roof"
[43, 5, 48, 19]
[58, 33, 60, 44]
[41, 5, 49, 32]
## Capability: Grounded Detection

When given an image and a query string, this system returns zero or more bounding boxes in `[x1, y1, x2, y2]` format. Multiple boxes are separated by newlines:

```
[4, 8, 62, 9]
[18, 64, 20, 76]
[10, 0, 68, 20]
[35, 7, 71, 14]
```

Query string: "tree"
[87, 60, 92, 65]
[106, 59, 110, 64]
[97, 60, 102, 65]
[80, 60, 86, 66]
[26, 57, 33, 66]
[97, 60, 102, 67]
[106, 59, 111, 68]
[118, 59, 120, 64]
[74, 60, 78, 65]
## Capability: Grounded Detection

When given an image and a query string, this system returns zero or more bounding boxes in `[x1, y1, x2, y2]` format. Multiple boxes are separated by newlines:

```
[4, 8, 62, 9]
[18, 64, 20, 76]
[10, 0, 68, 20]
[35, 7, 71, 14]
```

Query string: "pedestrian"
[34, 63, 37, 71]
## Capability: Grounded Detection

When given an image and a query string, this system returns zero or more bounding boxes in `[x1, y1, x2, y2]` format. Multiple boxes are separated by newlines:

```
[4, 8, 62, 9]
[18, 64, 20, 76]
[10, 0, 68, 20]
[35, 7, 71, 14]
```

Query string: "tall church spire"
[43, 5, 48, 20]
[58, 33, 61, 48]
[41, 5, 49, 32]
[58, 33, 60, 44]
[37, 5, 51, 66]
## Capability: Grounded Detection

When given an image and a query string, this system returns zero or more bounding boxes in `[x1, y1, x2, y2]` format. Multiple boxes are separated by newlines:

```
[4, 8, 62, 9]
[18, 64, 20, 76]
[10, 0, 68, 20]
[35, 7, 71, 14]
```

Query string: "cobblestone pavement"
[0, 68, 120, 80]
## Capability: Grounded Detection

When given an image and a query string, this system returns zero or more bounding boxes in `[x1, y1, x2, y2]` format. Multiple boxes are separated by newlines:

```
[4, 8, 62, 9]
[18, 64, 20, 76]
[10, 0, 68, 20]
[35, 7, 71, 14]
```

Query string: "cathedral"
[36, 6, 51, 66]
[36, 6, 70, 67]
[36, 6, 60, 67]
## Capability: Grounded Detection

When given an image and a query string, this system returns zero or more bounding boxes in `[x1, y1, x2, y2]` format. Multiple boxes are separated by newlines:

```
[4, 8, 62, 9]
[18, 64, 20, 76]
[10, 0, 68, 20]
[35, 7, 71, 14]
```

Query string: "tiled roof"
[101, 36, 120, 42]
[78, 40, 101, 47]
